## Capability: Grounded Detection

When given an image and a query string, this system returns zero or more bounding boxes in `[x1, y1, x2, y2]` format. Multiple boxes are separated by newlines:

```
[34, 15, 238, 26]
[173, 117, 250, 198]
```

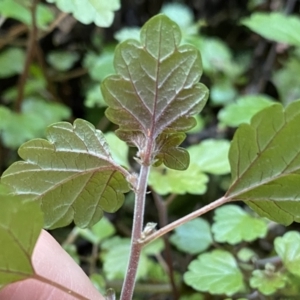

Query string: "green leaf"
[275, 231, 300, 276]
[114, 27, 141, 43]
[160, 3, 194, 30]
[0, 197, 43, 287]
[102, 14, 208, 170]
[63, 244, 80, 264]
[0, 1, 54, 29]
[226, 100, 300, 225]
[0, 108, 41, 148]
[76, 216, 115, 245]
[179, 294, 204, 300]
[246, 200, 300, 226]
[184, 250, 244, 296]
[146, 261, 169, 283]
[1, 119, 130, 229]
[210, 80, 237, 106]
[250, 264, 287, 295]
[0, 48, 25, 78]
[212, 205, 267, 244]
[0, 99, 70, 149]
[84, 84, 106, 108]
[149, 164, 208, 195]
[47, 51, 80, 71]
[273, 52, 300, 104]
[104, 132, 130, 169]
[153, 132, 190, 170]
[83, 50, 115, 82]
[188, 139, 231, 175]
[192, 37, 244, 79]
[149, 138, 229, 194]
[0, 183, 12, 196]
[46, 0, 120, 27]
[22, 98, 71, 128]
[241, 12, 300, 47]
[170, 218, 212, 254]
[143, 238, 165, 256]
[237, 247, 256, 262]
[101, 238, 164, 281]
[3, 65, 46, 102]
[187, 115, 204, 134]
[89, 273, 106, 295]
[218, 95, 275, 127]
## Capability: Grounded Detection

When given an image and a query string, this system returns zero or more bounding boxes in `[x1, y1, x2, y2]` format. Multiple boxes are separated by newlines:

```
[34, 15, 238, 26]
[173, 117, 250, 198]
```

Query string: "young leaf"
[46, 0, 120, 27]
[188, 139, 231, 175]
[226, 100, 300, 225]
[237, 247, 256, 262]
[0, 48, 25, 78]
[148, 164, 208, 195]
[170, 218, 212, 254]
[218, 95, 274, 127]
[275, 231, 300, 276]
[250, 264, 287, 295]
[101, 238, 164, 281]
[0, 197, 43, 287]
[101, 14, 208, 170]
[47, 51, 80, 72]
[114, 27, 141, 43]
[84, 50, 115, 82]
[184, 250, 244, 296]
[105, 132, 130, 169]
[1, 119, 130, 229]
[0, 0, 54, 29]
[160, 3, 194, 30]
[212, 205, 267, 244]
[210, 79, 237, 105]
[102, 241, 148, 281]
[241, 12, 300, 47]
[149, 139, 229, 195]
[193, 37, 244, 79]
[273, 52, 300, 104]
[0, 99, 70, 149]
[76, 216, 115, 245]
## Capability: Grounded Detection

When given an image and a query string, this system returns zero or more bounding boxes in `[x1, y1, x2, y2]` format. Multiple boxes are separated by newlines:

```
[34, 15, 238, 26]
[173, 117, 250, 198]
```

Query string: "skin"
[0, 230, 105, 300]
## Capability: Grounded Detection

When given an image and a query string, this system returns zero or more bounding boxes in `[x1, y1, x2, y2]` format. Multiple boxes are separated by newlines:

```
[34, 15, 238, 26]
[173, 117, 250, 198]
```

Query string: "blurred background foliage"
[1, 0, 300, 299]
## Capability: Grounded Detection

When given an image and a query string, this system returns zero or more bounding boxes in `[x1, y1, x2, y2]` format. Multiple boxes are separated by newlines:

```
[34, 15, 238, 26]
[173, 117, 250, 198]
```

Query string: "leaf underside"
[1, 119, 130, 229]
[0, 198, 43, 287]
[227, 100, 300, 225]
[101, 14, 208, 170]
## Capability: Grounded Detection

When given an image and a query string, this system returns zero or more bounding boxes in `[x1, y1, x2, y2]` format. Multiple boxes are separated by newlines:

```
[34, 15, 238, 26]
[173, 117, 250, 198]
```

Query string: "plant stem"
[142, 196, 229, 245]
[152, 191, 179, 299]
[33, 274, 91, 300]
[15, 0, 39, 112]
[120, 164, 150, 300]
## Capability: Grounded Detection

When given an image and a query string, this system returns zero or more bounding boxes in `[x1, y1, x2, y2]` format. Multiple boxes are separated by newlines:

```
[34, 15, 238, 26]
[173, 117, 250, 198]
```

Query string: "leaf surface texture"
[2, 119, 130, 229]
[227, 101, 300, 225]
[102, 14, 208, 169]
[0, 198, 43, 287]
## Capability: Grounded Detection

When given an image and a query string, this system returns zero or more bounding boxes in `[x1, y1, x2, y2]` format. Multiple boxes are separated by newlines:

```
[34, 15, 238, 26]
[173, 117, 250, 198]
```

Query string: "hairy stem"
[142, 196, 229, 245]
[120, 164, 150, 300]
[33, 274, 91, 300]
